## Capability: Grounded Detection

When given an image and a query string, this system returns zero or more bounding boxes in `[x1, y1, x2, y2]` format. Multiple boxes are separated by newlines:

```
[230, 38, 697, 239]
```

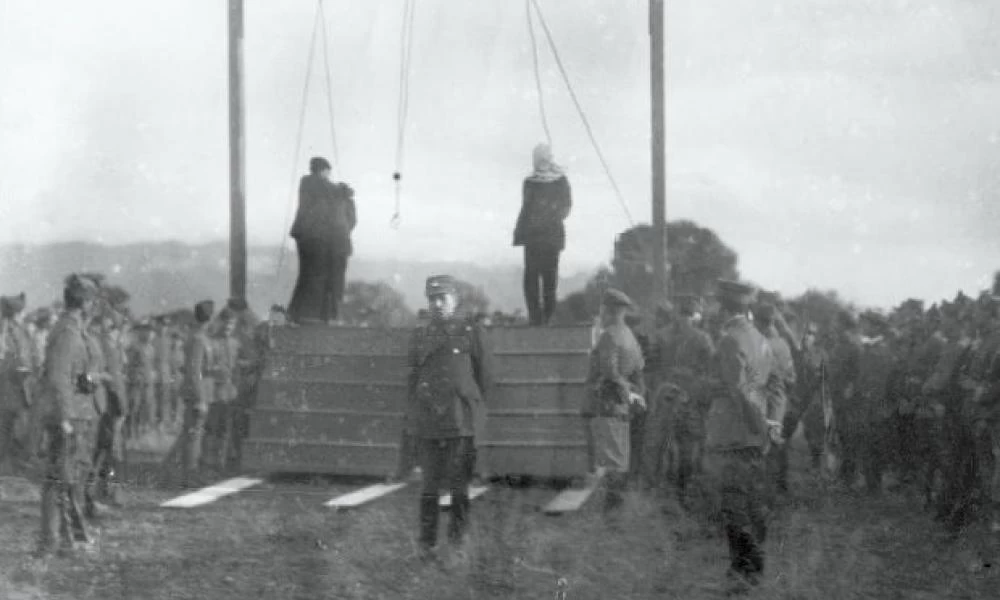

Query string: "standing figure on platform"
[581, 289, 646, 514]
[0, 293, 33, 475]
[703, 280, 777, 593]
[34, 275, 103, 557]
[513, 143, 572, 327]
[403, 275, 492, 560]
[287, 156, 357, 326]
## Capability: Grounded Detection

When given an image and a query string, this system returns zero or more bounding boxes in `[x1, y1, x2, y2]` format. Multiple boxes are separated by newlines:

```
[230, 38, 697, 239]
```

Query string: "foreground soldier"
[0, 293, 33, 475]
[581, 289, 645, 513]
[205, 308, 239, 471]
[703, 280, 777, 593]
[404, 276, 491, 557]
[35, 275, 102, 556]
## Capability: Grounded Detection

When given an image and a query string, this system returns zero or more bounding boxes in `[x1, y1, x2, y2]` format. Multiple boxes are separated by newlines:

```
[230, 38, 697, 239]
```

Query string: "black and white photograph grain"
[1, 1, 999, 598]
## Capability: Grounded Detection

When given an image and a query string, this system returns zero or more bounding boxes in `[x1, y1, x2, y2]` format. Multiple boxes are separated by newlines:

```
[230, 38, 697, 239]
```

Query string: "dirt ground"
[2, 439, 1000, 600]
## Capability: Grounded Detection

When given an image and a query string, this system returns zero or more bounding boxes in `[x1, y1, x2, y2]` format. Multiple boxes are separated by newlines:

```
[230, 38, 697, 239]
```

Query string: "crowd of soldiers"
[0, 275, 272, 557]
[587, 283, 1000, 592]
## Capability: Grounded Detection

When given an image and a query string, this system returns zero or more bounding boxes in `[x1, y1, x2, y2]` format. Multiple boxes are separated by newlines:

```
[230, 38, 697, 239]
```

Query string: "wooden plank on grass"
[324, 483, 407, 509]
[439, 486, 489, 508]
[160, 477, 263, 508]
[542, 468, 605, 515]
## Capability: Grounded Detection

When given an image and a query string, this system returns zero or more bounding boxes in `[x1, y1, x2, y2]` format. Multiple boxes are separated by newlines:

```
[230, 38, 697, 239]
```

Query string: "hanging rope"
[318, 0, 340, 170]
[529, 0, 633, 226]
[274, 2, 323, 285]
[391, 0, 417, 229]
[526, 0, 552, 147]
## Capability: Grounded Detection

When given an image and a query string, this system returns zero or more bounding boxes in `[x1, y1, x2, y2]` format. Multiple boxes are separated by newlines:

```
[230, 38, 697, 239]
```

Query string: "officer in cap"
[581, 288, 646, 514]
[35, 274, 103, 556]
[703, 279, 777, 592]
[403, 275, 492, 558]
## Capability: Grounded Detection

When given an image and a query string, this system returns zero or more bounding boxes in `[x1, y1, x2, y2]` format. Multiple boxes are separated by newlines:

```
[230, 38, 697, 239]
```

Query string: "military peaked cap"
[602, 288, 635, 309]
[0, 292, 26, 318]
[64, 273, 99, 302]
[674, 294, 702, 316]
[716, 279, 756, 307]
[194, 300, 215, 323]
[425, 275, 458, 297]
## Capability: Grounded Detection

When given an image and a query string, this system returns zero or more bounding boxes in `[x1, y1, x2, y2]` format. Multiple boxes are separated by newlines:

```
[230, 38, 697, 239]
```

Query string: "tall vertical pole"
[228, 0, 248, 301]
[650, 0, 669, 305]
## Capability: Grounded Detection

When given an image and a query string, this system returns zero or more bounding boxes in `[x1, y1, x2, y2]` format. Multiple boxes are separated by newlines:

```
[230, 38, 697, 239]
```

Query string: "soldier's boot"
[418, 494, 440, 560]
[447, 492, 471, 546]
[35, 482, 60, 557]
[725, 525, 762, 587]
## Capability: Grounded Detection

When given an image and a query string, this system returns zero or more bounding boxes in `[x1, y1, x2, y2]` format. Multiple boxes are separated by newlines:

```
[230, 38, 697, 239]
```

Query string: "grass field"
[2, 440, 1000, 599]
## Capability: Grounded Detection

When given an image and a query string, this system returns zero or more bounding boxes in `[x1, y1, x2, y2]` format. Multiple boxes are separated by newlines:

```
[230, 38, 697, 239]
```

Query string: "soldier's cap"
[64, 273, 100, 301]
[753, 302, 777, 323]
[715, 279, 756, 307]
[673, 294, 702, 316]
[227, 297, 249, 312]
[602, 288, 635, 309]
[756, 290, 782, 306]
[34, 307, 53, 324]
[838, 310, 859, 329]
[218, 307, 237, 322]
[194, 300, 215, 324]
[860, 311, 889, 328]
[425, 275, 458, 298]
[0, 292, 26, 318]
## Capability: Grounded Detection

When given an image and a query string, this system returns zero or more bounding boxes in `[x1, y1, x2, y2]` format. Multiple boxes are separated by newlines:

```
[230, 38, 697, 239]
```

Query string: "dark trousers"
[181, 404, 208, 485]
[92, 405, 125, 503]
[418, 437, 476, 549]
[523, 245, 560, 326]
[707, 448, 770, 580]
[39, 421, 97, 550]
[288, 238, 349, 323]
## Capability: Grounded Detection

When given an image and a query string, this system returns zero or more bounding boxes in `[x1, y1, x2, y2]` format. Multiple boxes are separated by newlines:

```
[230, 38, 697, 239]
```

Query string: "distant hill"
[0, 241, 598, 317]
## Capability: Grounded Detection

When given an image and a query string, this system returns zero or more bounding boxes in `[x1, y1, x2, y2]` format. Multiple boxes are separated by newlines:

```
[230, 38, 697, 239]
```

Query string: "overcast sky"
[1, 0, 999, 308]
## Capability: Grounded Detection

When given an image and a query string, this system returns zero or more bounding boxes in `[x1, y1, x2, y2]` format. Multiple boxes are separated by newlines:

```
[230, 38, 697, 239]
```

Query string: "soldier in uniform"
[180, 300, 217, 488]
[31, 308, 54, 375]
[204, 308, 240, 471]
[703, 279, 778, 593]
[92, 308, 128, 507]
[34, 275, 103, 556]
[782, 322, 828, 473]
[853, 312, 897, 494]
[924, 305, 977, 529]
[0, 293, 33, 475]
[402, 275, 492, 557]
[642, 295, 715, 496]
[154, 316, 177, 428]
[227, 298, 269, 470]
[125, 322, 157, 440]
[827, 311, 863, 485]
[753, 296, 796, 492]
[581, 289, 645, 514]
